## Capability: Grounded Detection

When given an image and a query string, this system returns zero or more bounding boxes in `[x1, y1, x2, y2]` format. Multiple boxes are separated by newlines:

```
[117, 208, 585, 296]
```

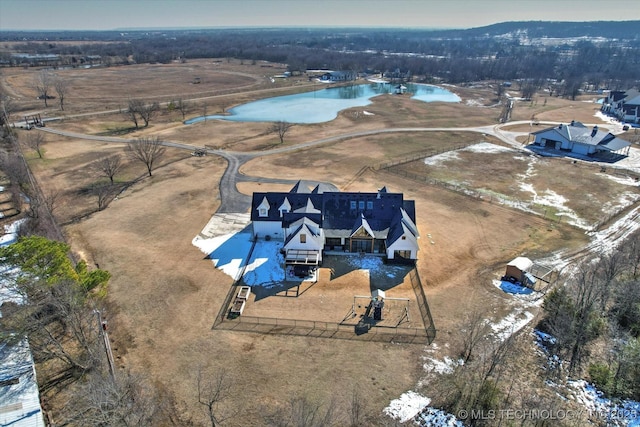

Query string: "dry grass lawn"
[2, 61, 617, 425]
[397, 145, 640, 226]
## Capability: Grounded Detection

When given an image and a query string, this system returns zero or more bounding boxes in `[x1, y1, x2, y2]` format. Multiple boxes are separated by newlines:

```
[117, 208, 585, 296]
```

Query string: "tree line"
[2, 25, 638, 90]
[423, 229, 640, 427]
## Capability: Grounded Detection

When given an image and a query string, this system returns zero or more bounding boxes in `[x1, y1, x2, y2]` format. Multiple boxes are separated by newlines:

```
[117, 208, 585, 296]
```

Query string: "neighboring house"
[1, 283, 45, 427]
[251, 182, 420, 269]
[0, 223, 45, 427]
[0, 339, 45, 427]
[319, 70, 357, 82]
[530, 121, 631, 157]
[601, 89, 640, 124]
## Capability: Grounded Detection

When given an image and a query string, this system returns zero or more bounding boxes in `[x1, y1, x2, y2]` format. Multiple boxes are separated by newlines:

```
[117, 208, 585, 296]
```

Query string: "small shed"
[505, 257, 536, 286]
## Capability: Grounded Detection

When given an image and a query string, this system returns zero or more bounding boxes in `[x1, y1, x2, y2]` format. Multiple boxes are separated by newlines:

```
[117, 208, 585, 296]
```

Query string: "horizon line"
[1, 20, 639, 33]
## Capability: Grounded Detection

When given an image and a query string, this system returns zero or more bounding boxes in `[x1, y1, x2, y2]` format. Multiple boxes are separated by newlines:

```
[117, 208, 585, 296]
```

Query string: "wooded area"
[2, 22, 639, 90]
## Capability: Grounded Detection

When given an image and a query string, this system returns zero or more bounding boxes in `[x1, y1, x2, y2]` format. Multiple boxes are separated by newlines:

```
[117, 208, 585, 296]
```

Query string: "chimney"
[591, 125, 598, 137]
[570, 120, 575, 126]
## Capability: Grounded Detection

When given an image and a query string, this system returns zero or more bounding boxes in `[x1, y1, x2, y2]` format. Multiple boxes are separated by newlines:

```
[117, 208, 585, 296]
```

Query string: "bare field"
[240, 132, 505, 189]
[511, 95, 604, 123]
[4, 61, 618, 424]
[397, 144, 640, 227]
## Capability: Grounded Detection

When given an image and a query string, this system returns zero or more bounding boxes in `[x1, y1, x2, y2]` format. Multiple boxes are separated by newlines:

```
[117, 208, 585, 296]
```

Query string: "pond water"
[185, 82, 460, 124]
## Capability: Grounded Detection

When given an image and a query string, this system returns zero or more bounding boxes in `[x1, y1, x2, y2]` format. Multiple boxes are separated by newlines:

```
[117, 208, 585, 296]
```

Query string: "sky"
[0, 0, 638, 31]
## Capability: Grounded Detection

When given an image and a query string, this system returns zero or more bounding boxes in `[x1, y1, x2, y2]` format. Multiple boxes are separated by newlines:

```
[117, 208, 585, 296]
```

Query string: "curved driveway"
[40, 119, 623, 213]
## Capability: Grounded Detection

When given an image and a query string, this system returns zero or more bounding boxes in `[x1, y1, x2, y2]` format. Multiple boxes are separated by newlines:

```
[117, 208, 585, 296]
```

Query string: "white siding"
[386, 237, 418, 260]
[252, 221, 283, 239]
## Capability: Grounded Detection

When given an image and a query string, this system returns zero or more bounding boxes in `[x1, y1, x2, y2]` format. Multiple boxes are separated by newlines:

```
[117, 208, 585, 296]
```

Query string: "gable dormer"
[351, 214, 375, 238]
[279, 197, 291, 217]
[294, 198, 321, 214]
[257, 196, 270, 218]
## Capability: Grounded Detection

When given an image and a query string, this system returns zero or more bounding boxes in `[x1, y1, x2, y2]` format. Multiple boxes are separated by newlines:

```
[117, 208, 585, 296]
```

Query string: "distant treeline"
[1, 21, 639, 89]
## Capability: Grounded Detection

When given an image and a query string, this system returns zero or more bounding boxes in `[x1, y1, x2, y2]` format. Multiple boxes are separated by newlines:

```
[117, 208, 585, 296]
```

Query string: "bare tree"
[265, 396, 337, 427]
[542, 261, 607, 375]
[271, 121, 294, 144]
[196, 367, 234, 427]
[95, 154, 123, 184]
[23, 131, 46, 158]
[67, 370, 167, 427]
[0, 277, 102, 379]
[126, 136, 166, 177]
[43, 189, 61, 215]
[498, 96, 513, 123]
[92, 184, 117, 211]
[174, 97, 190, 120]
[124, 98, 143, 129]
[34, 70, 54, 107]
[459, 308, 490, 363]
[1, 88, 16, 132]
[124, 99, 159, 128]
[495, 81, 505, 101]
[138, 101, 159, 127]
[54, 76, 69, 111]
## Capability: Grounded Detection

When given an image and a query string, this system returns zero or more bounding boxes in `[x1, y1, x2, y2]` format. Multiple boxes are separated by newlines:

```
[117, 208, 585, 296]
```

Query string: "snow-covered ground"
[193, 218, 407, 287]
[536, 331, 640, 427]
[567, 380, 640, 427]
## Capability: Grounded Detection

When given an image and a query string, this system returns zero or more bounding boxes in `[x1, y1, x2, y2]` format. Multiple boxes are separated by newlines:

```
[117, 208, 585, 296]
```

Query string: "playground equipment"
[349, 289, 411, 334]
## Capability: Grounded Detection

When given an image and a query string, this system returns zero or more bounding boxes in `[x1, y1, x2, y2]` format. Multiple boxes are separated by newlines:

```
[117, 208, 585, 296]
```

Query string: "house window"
[259, 208, 267, 217]
[394, 250, 411, 259]
[300, 234, 306, 243]
[359, 201, 365, 210]
[367, 201, 373, 210]
[350, 201, 356, 210]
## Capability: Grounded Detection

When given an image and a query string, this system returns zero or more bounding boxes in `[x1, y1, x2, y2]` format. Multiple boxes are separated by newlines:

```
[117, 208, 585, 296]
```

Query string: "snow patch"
[461, 142, 516, 154]
[489, 309, 535, 342]
[423, 356, 462, 375]
[384, 391, 431, 423]
[415, 407, 464, 427]
[568, 380, 640, 427]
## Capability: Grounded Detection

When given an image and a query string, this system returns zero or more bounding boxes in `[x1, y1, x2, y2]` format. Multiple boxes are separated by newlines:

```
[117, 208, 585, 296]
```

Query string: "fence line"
[212, 237, 258, 328]
[373, 144, 473, 170]
[216, 314, 431, 344]
[213, 266, 436, 344]
[408, 269, 437, 344]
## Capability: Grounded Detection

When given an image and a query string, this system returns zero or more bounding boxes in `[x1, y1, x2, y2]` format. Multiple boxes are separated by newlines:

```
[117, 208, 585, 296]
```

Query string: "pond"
[184, 82, 460, 125]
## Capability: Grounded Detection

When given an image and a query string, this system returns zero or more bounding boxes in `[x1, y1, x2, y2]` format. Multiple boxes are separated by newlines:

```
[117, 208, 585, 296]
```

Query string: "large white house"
[251, 182, 420, 269]
[530, 121, 631, 157]
[601, 89, 640, 124]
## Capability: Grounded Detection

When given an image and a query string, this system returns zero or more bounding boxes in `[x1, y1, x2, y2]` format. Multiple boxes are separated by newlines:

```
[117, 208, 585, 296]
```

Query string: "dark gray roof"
[311, 183, 334, 194]
[532, 121, 631, 151]
[251, 184, 417, 240]
[289, 180, 311, 194]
